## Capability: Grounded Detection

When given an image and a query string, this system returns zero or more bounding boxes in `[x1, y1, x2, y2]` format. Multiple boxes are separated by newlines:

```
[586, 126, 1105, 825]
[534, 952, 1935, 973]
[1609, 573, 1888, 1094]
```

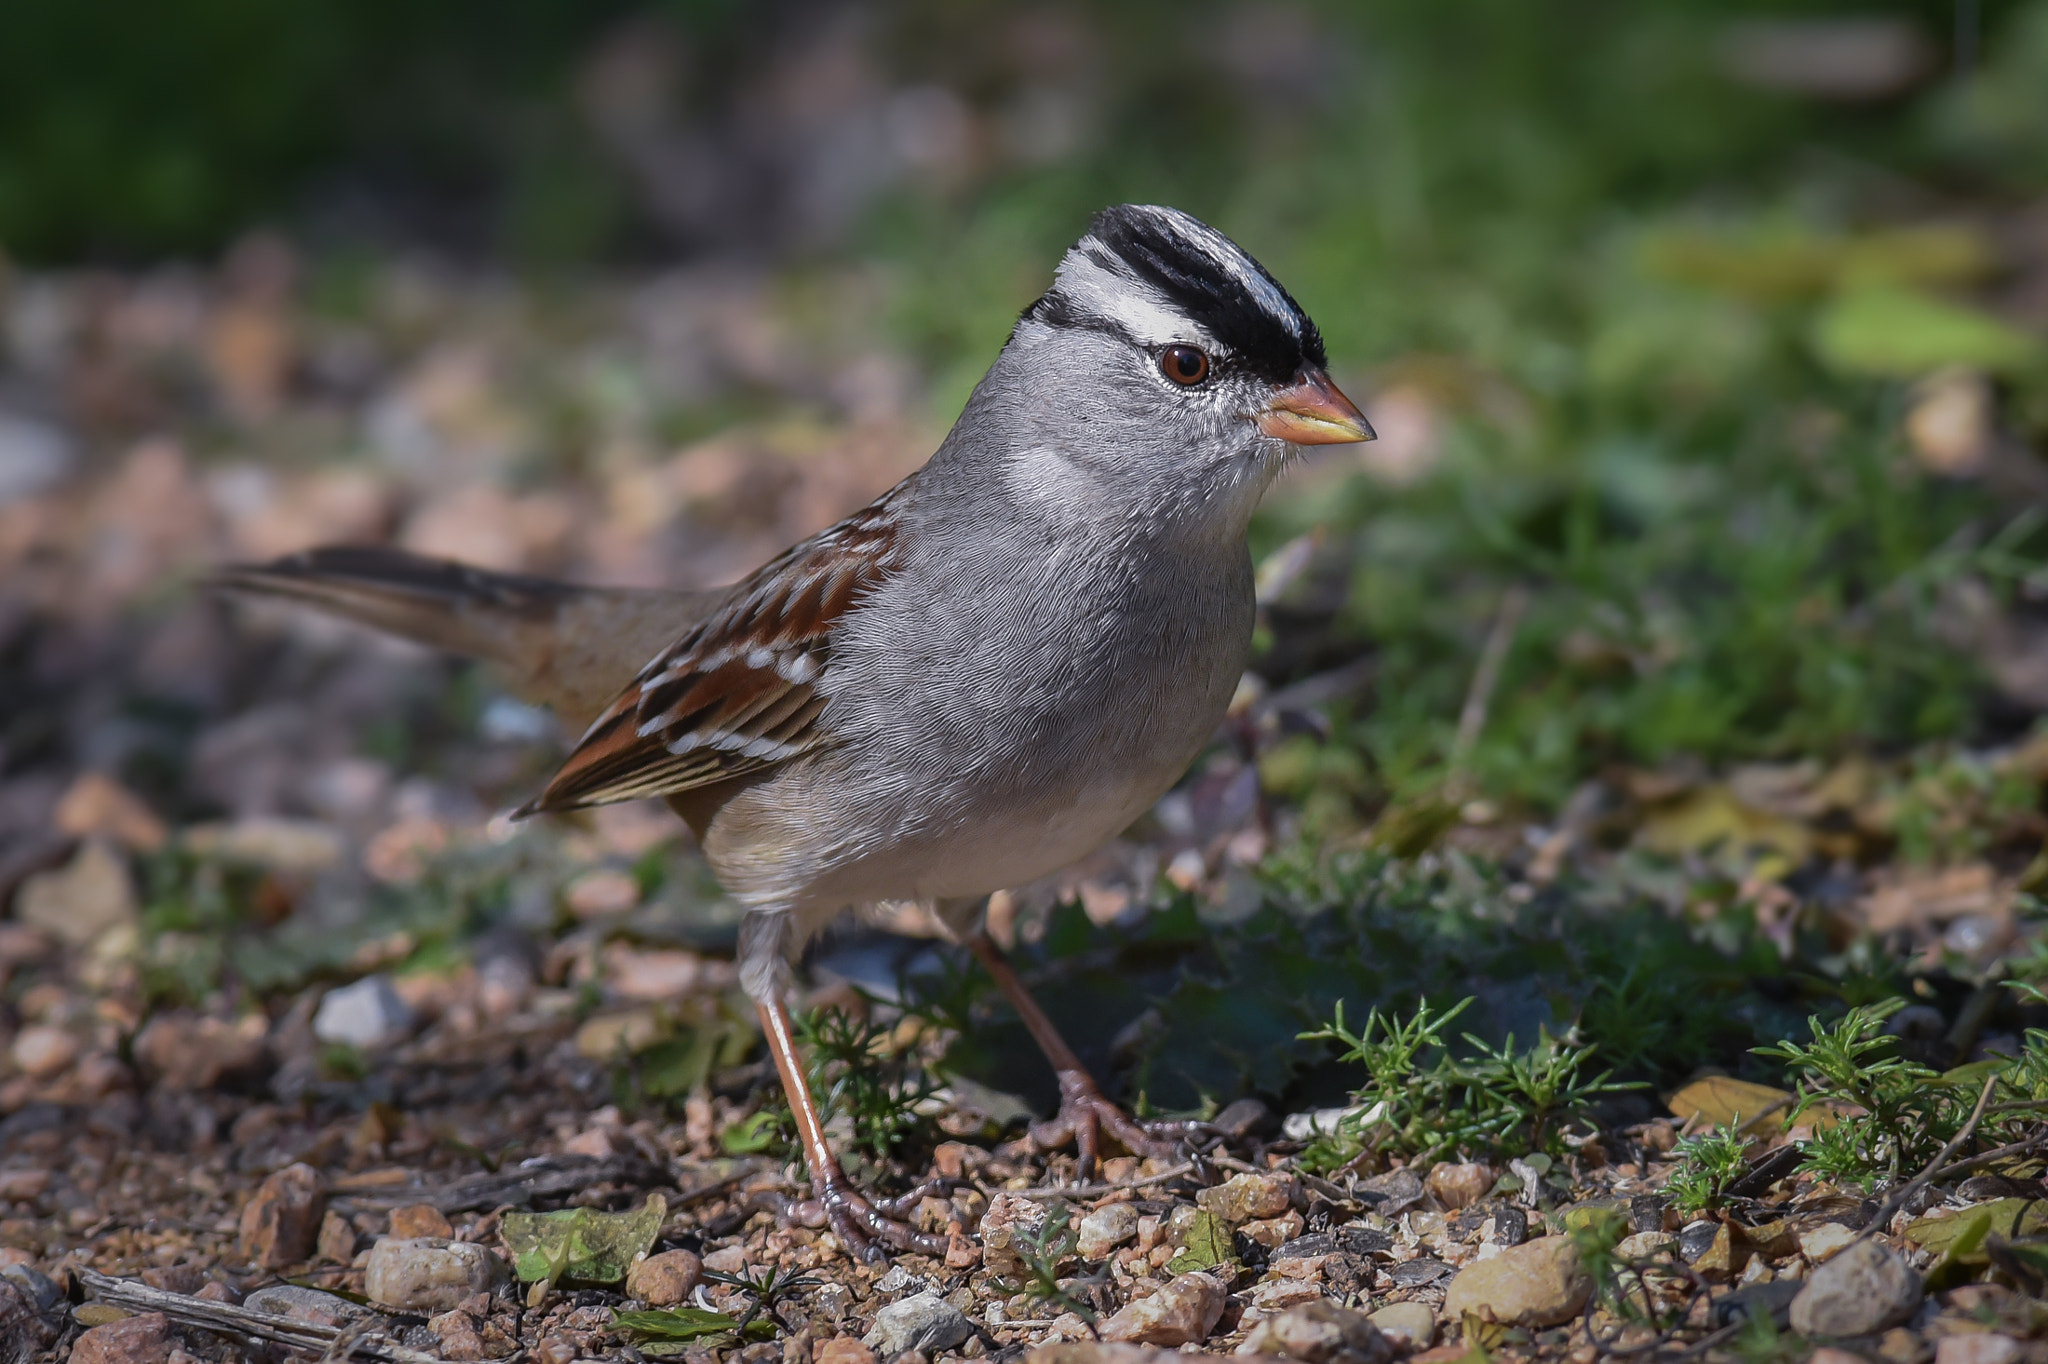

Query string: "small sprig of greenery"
[1001, 1204, 1099, 1331]
[1754, 1000, 1966, 1189]
[1298, 996, 1636, 1169]
[1665, 1122, 1753, 1216]
[799, 1005, 943, 1163]
[721, 1003, 941, 1161]
[701, 1265, 822, 1336]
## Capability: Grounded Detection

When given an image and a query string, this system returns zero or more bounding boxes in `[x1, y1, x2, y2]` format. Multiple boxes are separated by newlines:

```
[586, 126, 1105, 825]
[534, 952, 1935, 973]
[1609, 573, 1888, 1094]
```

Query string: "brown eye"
[1159, 345, 1209, 386]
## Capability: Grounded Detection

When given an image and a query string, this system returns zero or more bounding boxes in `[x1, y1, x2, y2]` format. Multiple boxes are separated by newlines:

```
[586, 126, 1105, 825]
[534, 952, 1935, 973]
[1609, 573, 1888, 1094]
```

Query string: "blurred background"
[6, 0, 2048, 1129]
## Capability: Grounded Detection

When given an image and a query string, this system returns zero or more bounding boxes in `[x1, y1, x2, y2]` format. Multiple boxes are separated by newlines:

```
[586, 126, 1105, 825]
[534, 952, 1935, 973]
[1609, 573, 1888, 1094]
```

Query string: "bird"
[217, 204, 1371, 1259]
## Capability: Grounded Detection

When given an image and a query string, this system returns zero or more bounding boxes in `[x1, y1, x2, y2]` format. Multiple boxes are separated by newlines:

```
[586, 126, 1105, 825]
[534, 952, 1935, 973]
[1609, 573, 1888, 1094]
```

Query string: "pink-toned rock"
[55, 773, 168, 852]
[70, 1311, 172, 1364]
[564, 869, 639, 919]
[429, 1303, 520, 1360]
[1099, 1272, 1227, 1346]
[0, 1168, 53, 1201]
[1242, 1209, 1305, 1249]
[1425, 1162, 1495, 1210]
[816, 1338, 878, 1364]
[388, 1203, 454, 1240]
[979, 1191, 1049, 1278]
[562, 1126, 618, 1159]
[132, 1012, 267, 1090]
[10, 1024, 79, 1080]
[238, 1162, 326, 1268]
[1935, 1336, 2024, 1364]
[626, 1248, 702, 1306]
[318, 1209, 360, 1264]
[602, 945, 705, 1001]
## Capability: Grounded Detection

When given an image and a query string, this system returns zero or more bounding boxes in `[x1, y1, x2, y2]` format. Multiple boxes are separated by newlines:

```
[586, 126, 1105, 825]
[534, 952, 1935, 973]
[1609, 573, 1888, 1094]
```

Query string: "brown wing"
[513, 493, 904, 815]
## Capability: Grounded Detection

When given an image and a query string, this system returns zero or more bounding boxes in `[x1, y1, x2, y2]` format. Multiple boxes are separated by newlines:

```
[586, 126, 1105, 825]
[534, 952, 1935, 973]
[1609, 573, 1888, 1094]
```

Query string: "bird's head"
[980, 203, 1372, 533]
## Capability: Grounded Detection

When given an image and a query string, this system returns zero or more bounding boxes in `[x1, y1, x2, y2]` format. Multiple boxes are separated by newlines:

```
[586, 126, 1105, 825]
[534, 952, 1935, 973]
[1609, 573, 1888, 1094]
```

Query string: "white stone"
[314, 975, 416, 1048]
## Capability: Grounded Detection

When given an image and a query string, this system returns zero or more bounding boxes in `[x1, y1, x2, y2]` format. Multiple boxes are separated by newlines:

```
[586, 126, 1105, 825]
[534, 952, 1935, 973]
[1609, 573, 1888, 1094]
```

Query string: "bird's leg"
[754, 996, 949, 1261]
[963, 931, 1194, 1178]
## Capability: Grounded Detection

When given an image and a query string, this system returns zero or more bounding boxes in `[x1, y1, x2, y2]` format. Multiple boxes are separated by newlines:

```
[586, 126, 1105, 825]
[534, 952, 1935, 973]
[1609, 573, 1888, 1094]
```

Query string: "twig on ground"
[76, 1270, 447, 1363]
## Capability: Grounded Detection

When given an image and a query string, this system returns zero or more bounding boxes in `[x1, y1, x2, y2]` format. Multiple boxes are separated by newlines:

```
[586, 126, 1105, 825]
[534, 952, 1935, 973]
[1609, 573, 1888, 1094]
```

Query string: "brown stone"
[978, 1191, 1048, 1279]
[389, 1202, 455, 1239]
[1935, 1337, 2023, 1364]
[70, 1311, 172, 1364]
[1098, 1271, 1226, 1346]
[1441, 1236, 1591, 1329]
[430, 1306, 520, 1360]
[0, 1169, 53, 1201]
[132, 1012, 268, 1091]
[318, 1209, 360, 1264]
[55, 773, 168, 852]
[1425, 1162, 1495, 1211]
[238, 1162, 326, 1268]
[10, 1024, 80, 1080]
[626, 1248, 703, 1306]
[816, 1338, 879, 1364]
[138, 1265, 207, 1296]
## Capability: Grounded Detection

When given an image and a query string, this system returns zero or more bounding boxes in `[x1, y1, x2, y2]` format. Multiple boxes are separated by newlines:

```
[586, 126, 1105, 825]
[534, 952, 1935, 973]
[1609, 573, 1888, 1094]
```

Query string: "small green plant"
[701, 1265, 822, 1336]
[1002, 1204, 1099, 1330]
[1665, 1122, 1752, 1216]
[1299, 996, 1635, 1169]
[1754, 1000, 1965, 1189]
[798, 1005, 942, 1163]
[719, 1003, 940, 1163]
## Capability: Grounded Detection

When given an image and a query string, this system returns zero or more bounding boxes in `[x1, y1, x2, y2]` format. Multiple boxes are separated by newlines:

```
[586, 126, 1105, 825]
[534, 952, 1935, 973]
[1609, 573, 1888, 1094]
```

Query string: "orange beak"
[1256, 368, 1375, 445]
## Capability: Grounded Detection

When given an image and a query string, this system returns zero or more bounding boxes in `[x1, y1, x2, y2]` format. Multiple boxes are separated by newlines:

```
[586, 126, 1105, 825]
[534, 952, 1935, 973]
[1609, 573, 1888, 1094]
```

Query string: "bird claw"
[819, 1175, 951, 1262]
[1030, 1070, 1193, 1179]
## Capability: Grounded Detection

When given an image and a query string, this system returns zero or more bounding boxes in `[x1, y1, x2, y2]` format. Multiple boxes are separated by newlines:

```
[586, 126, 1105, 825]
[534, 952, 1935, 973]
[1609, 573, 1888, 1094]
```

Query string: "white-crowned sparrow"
[221, 204, 1370, 1257]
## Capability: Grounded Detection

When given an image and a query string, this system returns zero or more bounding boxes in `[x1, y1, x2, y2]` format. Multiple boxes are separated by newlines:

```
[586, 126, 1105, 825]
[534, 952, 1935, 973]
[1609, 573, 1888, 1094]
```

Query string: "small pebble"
[1441, 1236, 1589, 1329]
[1099, 1271, 1226, 1346]
[1368, 1301, 1437, 1352]
[861, 1291, 972, 1356]
[364, 1237, 507, 1313]
[1788, 1239, 1921, 1337]
[625, 1248, 702, 1306]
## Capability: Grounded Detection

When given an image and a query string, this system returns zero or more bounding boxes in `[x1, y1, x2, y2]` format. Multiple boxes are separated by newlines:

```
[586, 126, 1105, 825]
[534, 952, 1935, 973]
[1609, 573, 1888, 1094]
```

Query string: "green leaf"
[721, 1110, 784, 1155]
[613, 1306, 744, 1341]
[1813, 287, 2042, 377]
[1166, 1210, 1238, 1274]
[501, 1194, 667, 1286]
[1905, 1198, 2048, 1255]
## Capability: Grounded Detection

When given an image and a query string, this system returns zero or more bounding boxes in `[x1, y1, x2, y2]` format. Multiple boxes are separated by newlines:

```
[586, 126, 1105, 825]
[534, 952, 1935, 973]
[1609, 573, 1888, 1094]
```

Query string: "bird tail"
[213, 546, 711, 731]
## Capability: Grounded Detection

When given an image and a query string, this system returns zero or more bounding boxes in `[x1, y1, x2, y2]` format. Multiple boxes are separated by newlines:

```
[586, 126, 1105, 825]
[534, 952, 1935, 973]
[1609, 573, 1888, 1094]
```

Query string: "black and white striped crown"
[1027, 204, 1326, 383]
